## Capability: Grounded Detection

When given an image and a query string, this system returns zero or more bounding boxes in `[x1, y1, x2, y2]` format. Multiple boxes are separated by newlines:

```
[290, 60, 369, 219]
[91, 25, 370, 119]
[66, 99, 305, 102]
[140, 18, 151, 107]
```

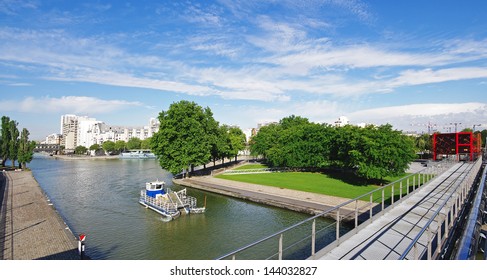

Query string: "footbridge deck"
[315, 160, 481, 260]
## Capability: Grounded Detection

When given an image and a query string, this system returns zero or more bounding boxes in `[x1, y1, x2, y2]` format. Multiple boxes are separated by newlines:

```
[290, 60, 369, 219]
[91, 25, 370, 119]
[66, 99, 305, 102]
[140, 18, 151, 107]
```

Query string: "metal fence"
[216, 160, 458, 260]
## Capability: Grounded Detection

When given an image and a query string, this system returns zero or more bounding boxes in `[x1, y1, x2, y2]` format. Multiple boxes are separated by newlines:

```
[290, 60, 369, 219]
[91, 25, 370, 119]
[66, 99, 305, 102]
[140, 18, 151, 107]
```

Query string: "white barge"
[139, 180, 205, 221]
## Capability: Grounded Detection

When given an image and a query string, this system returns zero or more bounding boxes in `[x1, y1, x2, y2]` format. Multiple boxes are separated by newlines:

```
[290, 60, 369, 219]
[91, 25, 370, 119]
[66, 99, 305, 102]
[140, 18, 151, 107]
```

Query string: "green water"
[29, 154, 334, 260]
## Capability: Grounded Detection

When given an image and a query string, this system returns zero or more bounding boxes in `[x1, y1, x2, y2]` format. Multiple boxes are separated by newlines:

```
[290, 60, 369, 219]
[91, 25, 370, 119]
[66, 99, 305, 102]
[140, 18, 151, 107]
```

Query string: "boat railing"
[140, 191, 178, 213]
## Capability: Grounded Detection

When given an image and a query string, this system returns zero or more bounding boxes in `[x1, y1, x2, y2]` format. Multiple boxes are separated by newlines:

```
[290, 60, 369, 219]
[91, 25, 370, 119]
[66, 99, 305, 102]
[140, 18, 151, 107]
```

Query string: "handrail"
[216, 160, 455, 260]
[455, 160, 486, 259]
[399, 157, 482, 260]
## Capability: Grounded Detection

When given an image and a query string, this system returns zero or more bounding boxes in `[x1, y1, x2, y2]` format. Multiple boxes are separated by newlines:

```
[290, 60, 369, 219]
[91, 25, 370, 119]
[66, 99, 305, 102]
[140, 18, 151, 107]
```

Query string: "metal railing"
[399, 157, 482, 260]
[217, 160, 457, 260]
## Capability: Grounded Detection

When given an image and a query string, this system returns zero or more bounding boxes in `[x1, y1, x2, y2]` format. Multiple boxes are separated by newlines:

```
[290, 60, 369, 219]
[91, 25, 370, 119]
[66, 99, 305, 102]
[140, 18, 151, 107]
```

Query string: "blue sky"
[1, 0, 487, 140]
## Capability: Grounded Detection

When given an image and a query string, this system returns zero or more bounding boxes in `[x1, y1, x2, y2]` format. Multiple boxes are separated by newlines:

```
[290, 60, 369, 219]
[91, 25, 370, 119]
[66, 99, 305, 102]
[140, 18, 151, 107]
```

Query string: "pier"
[0, 170, 79, 260]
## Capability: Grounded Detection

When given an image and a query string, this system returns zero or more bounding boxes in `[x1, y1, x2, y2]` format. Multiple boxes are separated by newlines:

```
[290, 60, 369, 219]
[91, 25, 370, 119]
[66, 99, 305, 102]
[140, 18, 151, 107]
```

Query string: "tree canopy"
[151, 101, 247, 175]
[151, 101, 215, 175]
[250, 116, 416, 181]
[1, 116, 35, 169]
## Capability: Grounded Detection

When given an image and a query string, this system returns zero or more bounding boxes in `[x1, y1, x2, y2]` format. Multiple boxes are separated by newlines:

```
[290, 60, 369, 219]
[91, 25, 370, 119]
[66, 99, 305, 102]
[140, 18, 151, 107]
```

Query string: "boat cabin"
[145, 181, 166, 198]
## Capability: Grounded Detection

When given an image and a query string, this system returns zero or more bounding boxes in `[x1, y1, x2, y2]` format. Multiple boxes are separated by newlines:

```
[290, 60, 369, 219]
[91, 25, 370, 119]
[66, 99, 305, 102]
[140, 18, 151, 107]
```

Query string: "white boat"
[139, 180, 205, 221]
[120, 150, 156, 159]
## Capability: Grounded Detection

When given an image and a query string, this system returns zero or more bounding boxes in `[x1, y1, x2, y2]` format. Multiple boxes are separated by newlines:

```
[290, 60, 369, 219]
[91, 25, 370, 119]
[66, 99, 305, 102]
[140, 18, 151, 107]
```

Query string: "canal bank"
[173, 176, 370, 218]
[0, 170, 79, 260]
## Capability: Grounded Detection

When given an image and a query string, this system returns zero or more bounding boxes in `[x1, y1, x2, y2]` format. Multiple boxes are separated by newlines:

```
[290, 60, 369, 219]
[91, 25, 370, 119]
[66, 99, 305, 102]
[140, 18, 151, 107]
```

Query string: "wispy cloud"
[0, 0, 37, 15]
[0, 96, 143, 115]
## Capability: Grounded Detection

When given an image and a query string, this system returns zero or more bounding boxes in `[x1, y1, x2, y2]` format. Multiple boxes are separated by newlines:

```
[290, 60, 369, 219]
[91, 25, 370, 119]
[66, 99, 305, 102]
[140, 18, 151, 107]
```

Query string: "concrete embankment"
[174, 176, 371, 218]
[0, 170, 79, 260]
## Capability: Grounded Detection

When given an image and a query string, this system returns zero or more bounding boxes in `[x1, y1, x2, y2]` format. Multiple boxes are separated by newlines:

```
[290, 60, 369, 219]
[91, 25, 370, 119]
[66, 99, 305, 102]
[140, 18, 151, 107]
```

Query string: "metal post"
[336, 209, 340, 243]
[279, 234, 283, 260]
[413, 176, 416, 191]
[427, 227, 432, 260]
[311, 220, 316, 256]
[437, 226, 442, 255]
[400, 181, 403, 200]
[381, 188, 385, 211]
[369, 194, 373, 219]
[391, 185, 394, 204]
[355, 200, 358, 228]
[407, 178, 410, 195]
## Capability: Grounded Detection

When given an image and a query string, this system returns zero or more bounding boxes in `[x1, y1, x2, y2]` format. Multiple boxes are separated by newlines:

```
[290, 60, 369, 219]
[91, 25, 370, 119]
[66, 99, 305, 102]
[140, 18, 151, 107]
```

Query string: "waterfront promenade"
[0, 170, 79, 260]
[174, 176, 371, 217]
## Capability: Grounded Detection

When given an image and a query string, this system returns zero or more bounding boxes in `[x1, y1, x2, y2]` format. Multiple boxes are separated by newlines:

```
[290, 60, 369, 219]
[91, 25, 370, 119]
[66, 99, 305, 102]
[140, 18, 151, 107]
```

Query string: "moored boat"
[139, 180, 205, 221]
[120, 150, 156, 159]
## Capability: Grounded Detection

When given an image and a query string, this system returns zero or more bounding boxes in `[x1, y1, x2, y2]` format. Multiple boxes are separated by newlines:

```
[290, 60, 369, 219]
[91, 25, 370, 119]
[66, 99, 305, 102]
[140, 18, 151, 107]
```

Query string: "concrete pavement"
[0, 170, 80, 260]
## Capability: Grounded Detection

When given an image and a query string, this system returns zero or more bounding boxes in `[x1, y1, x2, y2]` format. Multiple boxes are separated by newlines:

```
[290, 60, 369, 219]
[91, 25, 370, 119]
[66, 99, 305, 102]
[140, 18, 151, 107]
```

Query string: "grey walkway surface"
[0, 171, 79, 260]
[315, 162, 472, 260]
[175, 176, 373, 217]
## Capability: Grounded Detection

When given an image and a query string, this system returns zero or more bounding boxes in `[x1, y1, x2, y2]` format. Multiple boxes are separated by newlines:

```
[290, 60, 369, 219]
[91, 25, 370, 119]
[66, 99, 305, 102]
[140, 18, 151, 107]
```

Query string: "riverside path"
[0, 170, 79, 260]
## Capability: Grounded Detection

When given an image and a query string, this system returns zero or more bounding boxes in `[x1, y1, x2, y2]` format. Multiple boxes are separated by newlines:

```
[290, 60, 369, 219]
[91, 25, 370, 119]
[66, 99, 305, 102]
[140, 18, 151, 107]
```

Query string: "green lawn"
[233, 163, 268, 170]
[216, 170, 426, 202]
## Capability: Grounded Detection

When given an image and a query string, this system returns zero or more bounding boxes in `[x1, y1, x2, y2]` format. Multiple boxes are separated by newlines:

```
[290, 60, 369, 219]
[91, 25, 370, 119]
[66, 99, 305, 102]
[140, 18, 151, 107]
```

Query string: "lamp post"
[473, 124, 481, 132]
[450, 122, 462, 133]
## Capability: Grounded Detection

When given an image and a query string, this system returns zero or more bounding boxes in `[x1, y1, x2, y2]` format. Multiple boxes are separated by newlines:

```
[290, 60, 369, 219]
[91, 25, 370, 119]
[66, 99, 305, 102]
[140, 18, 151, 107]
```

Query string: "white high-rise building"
[58, 114, 160, 150]
[60, 114, 81, 150]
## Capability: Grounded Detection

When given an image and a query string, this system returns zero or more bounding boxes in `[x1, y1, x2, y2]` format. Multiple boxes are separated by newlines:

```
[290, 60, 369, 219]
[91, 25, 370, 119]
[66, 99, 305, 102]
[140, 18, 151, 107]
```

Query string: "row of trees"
[0, 116, 35, 169]
[250, 115, 416, 181]
[73, 137, 153, 155]
[151, 101, 246, 175]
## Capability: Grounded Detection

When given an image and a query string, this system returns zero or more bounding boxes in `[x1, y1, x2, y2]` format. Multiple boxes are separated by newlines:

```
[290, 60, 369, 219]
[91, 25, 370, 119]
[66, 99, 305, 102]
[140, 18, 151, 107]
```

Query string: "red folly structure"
[432, 132, 482, 161]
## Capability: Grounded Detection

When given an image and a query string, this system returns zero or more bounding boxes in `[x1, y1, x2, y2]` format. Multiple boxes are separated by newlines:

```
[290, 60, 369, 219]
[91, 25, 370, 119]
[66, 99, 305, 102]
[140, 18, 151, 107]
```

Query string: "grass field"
[217, 165, 426, 201]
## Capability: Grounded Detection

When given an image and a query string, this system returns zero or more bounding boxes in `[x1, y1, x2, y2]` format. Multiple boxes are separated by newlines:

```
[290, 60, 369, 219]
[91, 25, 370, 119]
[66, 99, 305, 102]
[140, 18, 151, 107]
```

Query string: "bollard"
[78, 234, 86, 260]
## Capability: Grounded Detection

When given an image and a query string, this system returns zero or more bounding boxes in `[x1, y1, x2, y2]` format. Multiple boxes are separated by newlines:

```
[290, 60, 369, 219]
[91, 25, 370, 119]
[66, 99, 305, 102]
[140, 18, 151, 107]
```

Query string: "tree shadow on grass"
[320, 168, 390, 187]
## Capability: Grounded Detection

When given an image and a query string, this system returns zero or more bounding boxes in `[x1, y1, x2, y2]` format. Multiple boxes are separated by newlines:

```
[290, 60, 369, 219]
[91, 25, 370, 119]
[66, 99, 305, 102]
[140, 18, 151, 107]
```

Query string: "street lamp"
[450, 122, 462, 133]
[473, 124, 481, 132]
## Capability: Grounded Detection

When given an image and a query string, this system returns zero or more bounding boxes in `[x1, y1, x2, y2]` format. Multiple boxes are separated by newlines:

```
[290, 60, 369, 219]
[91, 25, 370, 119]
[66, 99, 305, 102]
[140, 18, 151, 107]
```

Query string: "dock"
[0, 170, 79, 260]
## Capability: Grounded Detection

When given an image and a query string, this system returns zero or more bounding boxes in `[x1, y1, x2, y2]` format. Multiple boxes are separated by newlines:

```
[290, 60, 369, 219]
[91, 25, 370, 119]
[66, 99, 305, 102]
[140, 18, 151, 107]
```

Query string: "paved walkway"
[174, 162, 425, 218]
[0, 171, 79, 260]
[174, 176, 372, 217]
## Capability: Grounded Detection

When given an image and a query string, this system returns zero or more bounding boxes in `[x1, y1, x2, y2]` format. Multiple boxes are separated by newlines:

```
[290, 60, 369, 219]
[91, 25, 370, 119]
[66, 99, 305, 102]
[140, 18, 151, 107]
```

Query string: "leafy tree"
[141, 138, 152, 149]
[334, 124, 415, 181]
[75, 146, 88, 155]
[480, 129, 487, 146]
[127, 137, 142, 150]
[1, 116, 11, 166]
[264, 117, 333, 169]
[209, 122, 229, 167]
[114, 140, 126, 152]
[151, 100, 215, 176]
[249, 123, 281, 159]
[102, 140, 116, 154]
[227, 126, 247, 162]
[8, 120, 19, 167]
[89, 144, 101, 151]
[414, 134, 432, 158]
[18, 128, 35, 169]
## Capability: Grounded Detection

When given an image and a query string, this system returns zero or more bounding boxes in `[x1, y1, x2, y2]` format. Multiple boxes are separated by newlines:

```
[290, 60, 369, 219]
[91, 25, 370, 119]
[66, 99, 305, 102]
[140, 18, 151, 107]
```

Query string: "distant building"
[334, 116, 350, 127]
[42, 133, 62, 145]
[58, 114, 160, 150]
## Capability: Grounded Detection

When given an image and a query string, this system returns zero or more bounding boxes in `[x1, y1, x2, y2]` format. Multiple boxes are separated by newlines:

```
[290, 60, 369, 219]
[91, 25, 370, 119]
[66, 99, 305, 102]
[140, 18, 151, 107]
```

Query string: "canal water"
[28, 154, 334, 260]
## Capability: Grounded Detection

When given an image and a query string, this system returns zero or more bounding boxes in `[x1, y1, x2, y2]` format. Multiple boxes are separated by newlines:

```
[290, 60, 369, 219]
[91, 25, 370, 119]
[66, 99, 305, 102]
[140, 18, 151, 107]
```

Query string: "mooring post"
[78, 234, 86, 260]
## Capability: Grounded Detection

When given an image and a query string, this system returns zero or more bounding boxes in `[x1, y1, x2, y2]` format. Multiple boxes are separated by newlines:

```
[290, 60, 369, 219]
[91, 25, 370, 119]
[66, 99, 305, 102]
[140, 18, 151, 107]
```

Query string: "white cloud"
[0, 96, 143, 115]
